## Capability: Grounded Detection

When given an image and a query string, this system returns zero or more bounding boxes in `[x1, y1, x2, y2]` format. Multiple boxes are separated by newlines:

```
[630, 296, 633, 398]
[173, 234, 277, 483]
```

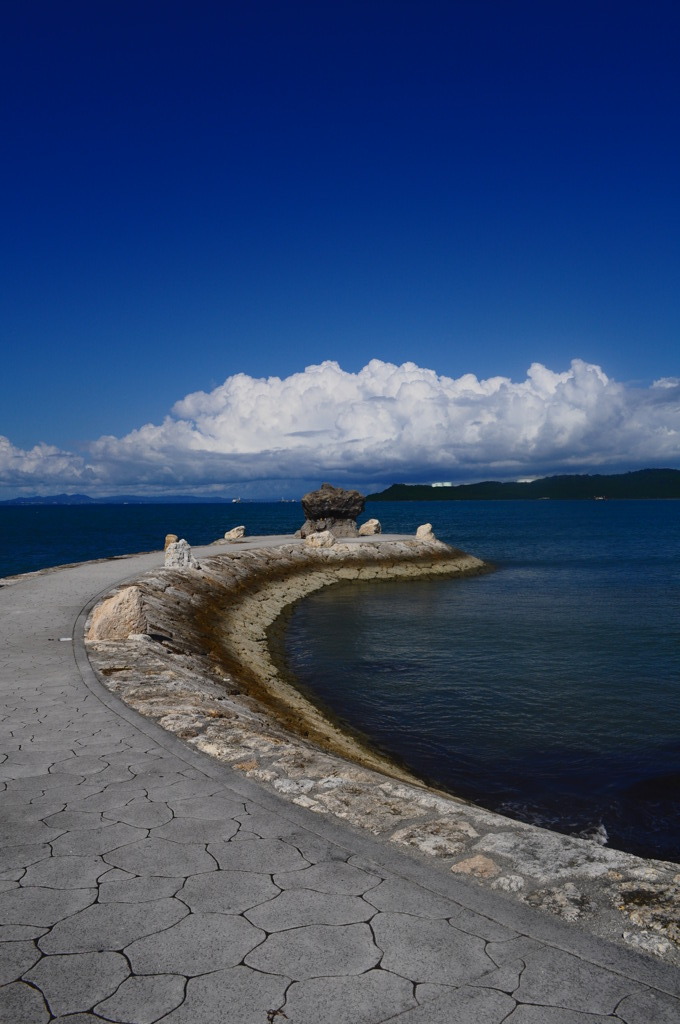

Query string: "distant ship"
[231, 498, 241, 503]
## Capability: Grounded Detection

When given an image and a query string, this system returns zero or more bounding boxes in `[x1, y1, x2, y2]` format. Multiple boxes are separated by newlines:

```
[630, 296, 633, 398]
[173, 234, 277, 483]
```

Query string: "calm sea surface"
[0, 503, 305, 578]
[2, 500, 679, 860]
[285, 500, 680, 861]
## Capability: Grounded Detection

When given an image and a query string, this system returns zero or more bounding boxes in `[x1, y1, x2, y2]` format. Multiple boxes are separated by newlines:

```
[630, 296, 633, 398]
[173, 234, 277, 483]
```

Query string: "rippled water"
[285, 500, 680, 861]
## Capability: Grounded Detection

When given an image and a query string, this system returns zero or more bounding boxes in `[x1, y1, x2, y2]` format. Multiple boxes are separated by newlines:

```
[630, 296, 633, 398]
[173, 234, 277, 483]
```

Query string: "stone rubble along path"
[0, 540, 678, 1024]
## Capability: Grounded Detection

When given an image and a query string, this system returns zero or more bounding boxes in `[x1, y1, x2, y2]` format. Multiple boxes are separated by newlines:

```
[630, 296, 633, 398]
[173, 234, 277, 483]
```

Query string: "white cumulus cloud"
[0, 436, 90, 489]
[2, 359, 680, 496]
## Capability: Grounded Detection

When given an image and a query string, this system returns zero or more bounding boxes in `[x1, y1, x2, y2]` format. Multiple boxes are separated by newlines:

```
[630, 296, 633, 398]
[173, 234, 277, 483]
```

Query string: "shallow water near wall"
[285, 500, 680, 862]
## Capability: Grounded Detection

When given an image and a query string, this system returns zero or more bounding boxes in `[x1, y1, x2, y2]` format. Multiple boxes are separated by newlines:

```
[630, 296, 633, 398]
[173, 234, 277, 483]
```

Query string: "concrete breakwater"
[85, 535, 680, 965]
[87, 537, 484, 784]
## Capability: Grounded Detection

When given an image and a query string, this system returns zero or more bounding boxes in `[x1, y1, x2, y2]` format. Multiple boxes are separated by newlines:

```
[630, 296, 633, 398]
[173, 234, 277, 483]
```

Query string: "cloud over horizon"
[2, 359, 680, 497]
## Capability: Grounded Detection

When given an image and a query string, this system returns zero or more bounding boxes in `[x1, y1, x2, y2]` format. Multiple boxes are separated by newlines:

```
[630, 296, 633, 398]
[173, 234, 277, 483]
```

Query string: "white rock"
[623, 930, 672, 956]
[475, 830, 627, 880]
[224, 525, 246, 541]
[305, 530, 336, 548]
[492, 875, 526, 893]
[358, 518, 381, 536]
[87, 587, 146, 641]
[164, 539, 201, 569]
[415, 523, 436, 541]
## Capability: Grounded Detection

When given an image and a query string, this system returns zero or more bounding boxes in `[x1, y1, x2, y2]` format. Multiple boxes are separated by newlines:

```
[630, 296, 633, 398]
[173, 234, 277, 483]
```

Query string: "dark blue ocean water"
[0, 503, 305, 579]
[3, 500, 679, 860]
[285, 500, 680, 862]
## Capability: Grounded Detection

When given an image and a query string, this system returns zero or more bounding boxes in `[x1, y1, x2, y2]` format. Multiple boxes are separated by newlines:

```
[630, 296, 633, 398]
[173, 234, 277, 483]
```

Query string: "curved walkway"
[1, 545, 679, 1024]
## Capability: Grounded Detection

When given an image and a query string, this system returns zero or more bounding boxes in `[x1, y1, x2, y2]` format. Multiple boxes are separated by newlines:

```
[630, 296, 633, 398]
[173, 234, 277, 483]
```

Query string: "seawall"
[85, 534, 680, 965]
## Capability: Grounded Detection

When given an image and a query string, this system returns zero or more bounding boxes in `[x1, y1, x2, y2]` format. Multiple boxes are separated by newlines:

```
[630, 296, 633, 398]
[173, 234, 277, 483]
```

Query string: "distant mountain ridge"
[3, 470, 680, 505]
[0, 493, 236, 506]
[367, 469, 680, 501]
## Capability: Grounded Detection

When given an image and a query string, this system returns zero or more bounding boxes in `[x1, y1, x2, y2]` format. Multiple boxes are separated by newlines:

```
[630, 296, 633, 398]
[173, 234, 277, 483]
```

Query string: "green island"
[368, 468, 680, 501]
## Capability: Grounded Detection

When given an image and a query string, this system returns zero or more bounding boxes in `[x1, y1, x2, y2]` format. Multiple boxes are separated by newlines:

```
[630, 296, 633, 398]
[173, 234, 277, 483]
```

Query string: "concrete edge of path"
[68, 552, 680, 999]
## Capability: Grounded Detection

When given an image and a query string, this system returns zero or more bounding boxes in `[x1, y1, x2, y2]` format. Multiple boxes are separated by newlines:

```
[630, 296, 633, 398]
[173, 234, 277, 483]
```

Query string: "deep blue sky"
[2, 1, 679, 469]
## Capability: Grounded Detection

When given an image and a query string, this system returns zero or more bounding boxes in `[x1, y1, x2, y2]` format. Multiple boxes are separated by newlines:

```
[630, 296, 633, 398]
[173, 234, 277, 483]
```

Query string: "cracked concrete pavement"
[1, 543, 679, 1023]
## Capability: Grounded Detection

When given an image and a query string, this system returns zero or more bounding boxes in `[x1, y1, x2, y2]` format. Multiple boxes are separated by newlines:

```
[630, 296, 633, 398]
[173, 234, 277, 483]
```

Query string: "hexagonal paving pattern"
[1, 543, 678, 1024]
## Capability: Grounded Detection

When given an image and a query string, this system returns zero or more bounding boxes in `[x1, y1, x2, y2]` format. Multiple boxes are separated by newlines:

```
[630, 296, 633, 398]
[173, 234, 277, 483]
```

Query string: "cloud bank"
[2, 359, 680, 496]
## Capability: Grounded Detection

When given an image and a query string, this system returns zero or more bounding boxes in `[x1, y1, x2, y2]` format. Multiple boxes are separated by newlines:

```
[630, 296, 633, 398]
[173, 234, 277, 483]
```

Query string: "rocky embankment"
[85, 535, 680, 965]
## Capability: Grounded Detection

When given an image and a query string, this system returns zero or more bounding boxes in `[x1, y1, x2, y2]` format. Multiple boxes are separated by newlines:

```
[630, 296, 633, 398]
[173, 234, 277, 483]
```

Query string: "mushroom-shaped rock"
[164, 539, 201, 569]
[300, 482, 365, 538]
[415, 523, 436, 541]
[304, 530, 337, 548]
[87, 586, 146, 641]
[358, 518, 381, 536]
[224, 526, 246, 541]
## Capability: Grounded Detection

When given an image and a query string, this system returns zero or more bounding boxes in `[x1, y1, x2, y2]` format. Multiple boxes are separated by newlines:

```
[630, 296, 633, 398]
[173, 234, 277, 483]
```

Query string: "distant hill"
[0, 493, 235, 506]
[367, 469, 680, 501]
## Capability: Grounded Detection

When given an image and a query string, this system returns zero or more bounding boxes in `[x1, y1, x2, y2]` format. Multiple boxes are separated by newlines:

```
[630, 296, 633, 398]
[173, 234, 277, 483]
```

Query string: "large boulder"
[415, 523, 436, 541]
[164, 539, 200, 569]
[87, 586, 146, 640]
[224, 526, 246, 541]
[358, 518, 381, 536]
[299, 482, 366, 538]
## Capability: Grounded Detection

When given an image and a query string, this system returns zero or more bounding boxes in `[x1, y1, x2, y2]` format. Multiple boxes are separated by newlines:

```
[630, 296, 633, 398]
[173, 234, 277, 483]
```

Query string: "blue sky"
[1, 1, 679, 497]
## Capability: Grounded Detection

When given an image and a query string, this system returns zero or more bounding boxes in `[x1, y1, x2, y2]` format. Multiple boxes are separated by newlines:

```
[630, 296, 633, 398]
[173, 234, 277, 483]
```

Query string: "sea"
[2, 499, 679, 862]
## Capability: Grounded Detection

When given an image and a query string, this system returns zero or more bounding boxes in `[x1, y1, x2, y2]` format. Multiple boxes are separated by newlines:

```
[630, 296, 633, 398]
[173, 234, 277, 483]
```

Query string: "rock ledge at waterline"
[85, 535, 680, 965]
